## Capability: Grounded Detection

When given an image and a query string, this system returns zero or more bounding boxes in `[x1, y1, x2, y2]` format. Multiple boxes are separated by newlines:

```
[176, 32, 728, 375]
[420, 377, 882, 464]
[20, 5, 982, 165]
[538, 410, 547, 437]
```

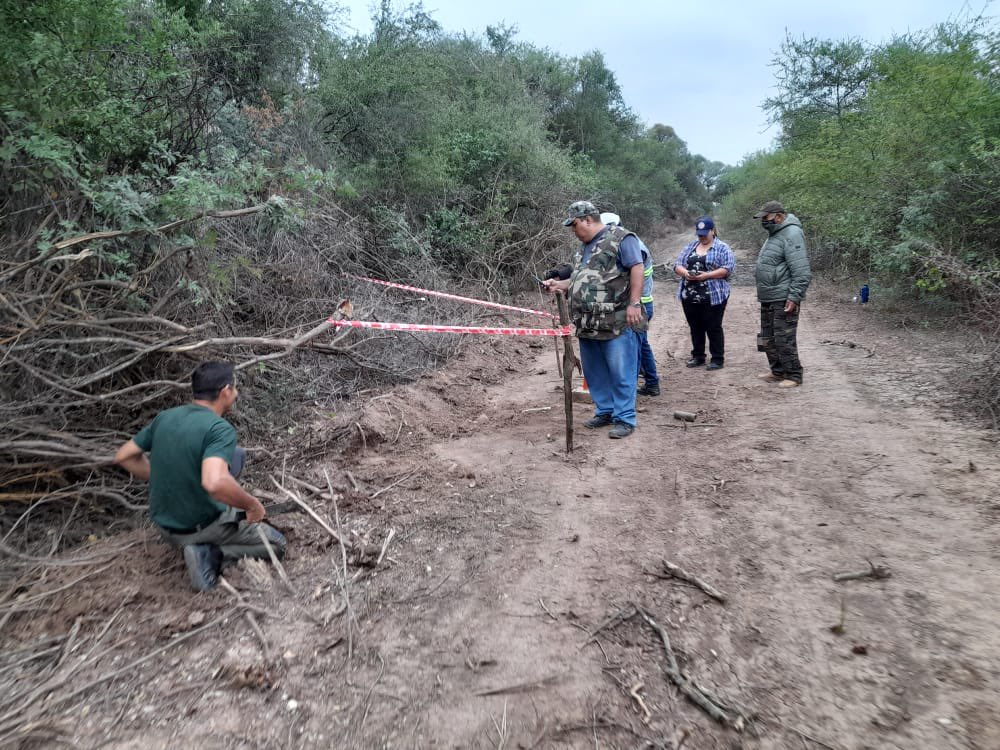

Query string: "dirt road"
[5, 235, 999, 749]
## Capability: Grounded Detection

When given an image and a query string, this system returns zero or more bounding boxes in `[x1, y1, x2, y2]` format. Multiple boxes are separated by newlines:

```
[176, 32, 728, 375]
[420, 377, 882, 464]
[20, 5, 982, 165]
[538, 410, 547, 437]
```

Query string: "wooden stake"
[555, 291, 574, 453]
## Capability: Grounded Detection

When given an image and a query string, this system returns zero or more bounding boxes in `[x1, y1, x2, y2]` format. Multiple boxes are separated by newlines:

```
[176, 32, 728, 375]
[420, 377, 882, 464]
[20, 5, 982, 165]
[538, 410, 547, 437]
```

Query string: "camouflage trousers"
[157, 446, 286, 562]
[158, 505, 287, 562]
[759, 301, 803, 383]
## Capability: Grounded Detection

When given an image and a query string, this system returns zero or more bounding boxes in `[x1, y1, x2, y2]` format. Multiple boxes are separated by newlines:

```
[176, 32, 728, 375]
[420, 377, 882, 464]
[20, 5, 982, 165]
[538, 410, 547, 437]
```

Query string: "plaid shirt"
[675, 238, 736, 306]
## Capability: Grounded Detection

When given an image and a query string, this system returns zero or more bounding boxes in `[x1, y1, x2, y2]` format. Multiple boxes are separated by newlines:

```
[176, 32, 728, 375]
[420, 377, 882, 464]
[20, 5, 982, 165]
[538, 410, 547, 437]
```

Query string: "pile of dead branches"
[1, 193, 561, 558]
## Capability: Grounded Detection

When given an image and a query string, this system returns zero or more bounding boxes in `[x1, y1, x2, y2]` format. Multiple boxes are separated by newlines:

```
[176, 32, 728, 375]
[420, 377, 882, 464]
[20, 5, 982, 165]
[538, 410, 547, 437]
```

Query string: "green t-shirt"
[133, 404, 236, 530]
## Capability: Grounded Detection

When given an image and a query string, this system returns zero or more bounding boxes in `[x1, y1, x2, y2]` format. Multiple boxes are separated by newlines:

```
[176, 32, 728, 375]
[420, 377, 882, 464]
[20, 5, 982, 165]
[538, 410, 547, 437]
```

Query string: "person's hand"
[784, 300, 799, 313]
[626, 304, 643, 327]
[245, 497, 266, 524]
[542, 278, 567, 294]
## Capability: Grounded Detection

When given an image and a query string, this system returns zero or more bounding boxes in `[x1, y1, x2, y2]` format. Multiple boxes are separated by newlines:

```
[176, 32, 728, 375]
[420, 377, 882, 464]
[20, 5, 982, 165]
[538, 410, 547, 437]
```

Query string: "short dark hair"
[191, 361, 234, 401]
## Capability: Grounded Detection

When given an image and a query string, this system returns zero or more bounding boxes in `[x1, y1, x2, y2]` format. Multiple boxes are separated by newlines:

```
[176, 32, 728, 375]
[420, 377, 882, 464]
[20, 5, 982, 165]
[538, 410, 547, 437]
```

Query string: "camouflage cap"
[563, 200, 601, 226]
[752, 200, 785, 218]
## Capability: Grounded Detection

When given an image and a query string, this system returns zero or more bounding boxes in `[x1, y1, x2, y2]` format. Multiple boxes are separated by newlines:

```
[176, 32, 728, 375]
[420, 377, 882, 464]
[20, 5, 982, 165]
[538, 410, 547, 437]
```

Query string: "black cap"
[753, 200, 785, 218]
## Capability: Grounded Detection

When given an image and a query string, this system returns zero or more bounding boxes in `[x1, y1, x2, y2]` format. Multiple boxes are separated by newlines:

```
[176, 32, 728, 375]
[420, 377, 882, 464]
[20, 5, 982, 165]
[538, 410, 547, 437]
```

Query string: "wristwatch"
[630, 302, 641, 308]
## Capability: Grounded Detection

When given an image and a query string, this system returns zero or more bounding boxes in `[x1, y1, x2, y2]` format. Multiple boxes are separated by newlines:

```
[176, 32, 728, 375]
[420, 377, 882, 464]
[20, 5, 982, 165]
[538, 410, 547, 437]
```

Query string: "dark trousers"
[681, 299, 728, 364]
[760, 301, 803, 382]
[637, 301, 659, 386]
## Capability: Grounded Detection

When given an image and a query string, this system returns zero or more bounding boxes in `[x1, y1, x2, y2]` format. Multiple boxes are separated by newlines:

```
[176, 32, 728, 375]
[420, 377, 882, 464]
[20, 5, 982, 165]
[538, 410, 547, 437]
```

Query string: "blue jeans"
[579, 331, 639, 427]
[637, 302, 659, 386]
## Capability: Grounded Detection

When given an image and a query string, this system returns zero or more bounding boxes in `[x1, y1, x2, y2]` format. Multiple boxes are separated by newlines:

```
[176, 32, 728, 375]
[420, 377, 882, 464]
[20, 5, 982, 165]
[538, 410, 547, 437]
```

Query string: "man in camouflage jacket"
[752, 200, 812, 387]
[543, 201, 647, 438]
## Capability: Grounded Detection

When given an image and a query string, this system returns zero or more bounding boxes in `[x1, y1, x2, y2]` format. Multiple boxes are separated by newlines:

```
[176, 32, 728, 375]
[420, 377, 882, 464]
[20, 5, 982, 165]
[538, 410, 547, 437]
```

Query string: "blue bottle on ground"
[860, 284, 869, 303]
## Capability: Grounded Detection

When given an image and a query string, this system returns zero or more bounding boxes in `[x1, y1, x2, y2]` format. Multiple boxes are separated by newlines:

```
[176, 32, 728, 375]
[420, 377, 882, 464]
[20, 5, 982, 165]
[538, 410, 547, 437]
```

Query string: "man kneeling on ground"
[114, 361, 286, 591]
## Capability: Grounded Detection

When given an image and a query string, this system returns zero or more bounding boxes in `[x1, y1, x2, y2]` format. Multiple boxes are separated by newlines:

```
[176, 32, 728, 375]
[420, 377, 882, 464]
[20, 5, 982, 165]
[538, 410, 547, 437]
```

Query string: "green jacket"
[755, 213, 812, 303]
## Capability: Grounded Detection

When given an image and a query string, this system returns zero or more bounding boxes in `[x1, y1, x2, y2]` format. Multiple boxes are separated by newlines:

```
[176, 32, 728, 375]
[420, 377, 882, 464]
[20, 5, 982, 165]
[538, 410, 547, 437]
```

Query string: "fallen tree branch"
[658, 559, 727, 603]
[588, 604, 746, 731]
[634, 606, 744, 730]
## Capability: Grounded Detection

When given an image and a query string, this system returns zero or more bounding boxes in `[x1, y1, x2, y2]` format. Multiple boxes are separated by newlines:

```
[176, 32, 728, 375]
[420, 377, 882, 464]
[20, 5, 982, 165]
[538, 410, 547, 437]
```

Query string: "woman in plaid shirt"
[673, 217, 736, 370]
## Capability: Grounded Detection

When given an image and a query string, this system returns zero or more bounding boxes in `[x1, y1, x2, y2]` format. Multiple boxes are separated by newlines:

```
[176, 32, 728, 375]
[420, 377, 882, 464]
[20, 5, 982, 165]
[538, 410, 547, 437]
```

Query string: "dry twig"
[324, 468, 356, 659]
[832, 559, 891, 582]
[268, 476, 352, 549]
[255, 526, 294, 594]
[371, 470, 416, 500]
[629, 682, 652, 724]
[474, 673, 563, 697]
[658, 559, 727, 603]
[218, 577, 271, 661]
[375, 528, 396, 567]
[634, 606, 744, 730]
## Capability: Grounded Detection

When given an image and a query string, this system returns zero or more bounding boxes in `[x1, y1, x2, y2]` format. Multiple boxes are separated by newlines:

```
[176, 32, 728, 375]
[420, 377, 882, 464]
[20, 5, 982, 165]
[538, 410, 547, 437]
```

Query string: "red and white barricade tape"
[345, 273, 559, 320]
[328, 319, 572, 337]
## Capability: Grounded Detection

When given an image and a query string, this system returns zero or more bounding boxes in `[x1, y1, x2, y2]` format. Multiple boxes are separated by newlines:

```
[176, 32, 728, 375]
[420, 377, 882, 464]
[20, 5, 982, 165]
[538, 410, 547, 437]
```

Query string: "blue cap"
[695, 216, 714, 236]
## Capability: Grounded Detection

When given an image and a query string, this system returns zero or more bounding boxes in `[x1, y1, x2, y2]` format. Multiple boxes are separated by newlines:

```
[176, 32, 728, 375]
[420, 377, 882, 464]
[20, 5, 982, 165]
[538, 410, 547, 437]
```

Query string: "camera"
[543, 263, 573, 281]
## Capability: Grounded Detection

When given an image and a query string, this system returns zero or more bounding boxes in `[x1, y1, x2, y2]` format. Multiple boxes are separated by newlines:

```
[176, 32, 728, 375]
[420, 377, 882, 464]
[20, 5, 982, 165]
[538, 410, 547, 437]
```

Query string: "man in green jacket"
[752, 200, 812, 387]
[115, 361, 286, 591]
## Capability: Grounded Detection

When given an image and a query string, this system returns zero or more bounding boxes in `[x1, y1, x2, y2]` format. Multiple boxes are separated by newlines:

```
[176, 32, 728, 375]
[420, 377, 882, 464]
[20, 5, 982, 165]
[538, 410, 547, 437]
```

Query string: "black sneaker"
[584, 413, 614, 429]
[685, 358, 706, 368]
[608, 423, 634, 439]
[706, 362, 724, 371]
[183, 543, 223, 591]
[637, 383, 660, 396]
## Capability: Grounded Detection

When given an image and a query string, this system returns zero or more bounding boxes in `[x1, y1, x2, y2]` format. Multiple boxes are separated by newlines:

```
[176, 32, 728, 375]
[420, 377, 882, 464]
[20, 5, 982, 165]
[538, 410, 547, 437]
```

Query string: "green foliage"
[314, 5, 709, 240]
[3, 0, 713, 293]
[720, 16, 1000, 289]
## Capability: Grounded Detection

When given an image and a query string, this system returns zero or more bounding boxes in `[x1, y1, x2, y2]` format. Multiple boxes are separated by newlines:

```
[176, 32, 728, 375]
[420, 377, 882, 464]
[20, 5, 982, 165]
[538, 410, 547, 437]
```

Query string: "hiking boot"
[706, 362, 724, 371]
[183, 543, 223, 592]
[757, 372, 783, 382]
[685, 358, 706, 368]
[637, 383, 660, 396]
[777, 379, 801, 388]
[584, 413, 614, 429]
[608, 423, 634, 439]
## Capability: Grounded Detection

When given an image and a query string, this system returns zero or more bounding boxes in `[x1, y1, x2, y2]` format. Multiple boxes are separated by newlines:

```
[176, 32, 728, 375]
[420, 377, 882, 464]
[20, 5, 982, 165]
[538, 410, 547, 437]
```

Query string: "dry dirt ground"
[3, 234, 999, 750]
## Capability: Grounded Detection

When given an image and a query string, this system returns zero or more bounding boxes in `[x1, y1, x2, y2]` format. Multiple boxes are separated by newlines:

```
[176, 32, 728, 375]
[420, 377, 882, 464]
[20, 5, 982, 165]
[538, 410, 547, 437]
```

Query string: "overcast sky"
[331, 0, 991, 165]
